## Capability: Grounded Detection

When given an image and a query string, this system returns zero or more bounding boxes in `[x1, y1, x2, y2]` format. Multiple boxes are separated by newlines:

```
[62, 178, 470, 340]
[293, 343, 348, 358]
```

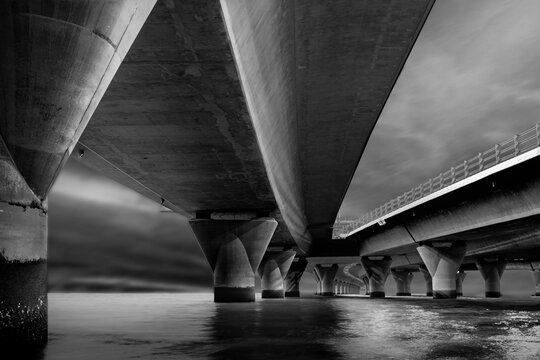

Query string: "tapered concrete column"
[476, 258, 506, 298]
[419, 265, 433, 297]
[334, 281, 339, 294]
[362, 276, 370, 295]
[417, 242, 466, 299]
[284, 257, 307, 297]
[0, 0, 154, 346]
[190, 218, 277, 302]
[456, 271, 466, 297]
[312, 270, 321, 295]
[258, 250, 296, 298]
[531, 270, 540, 296]
[339, 282, 345, 294]
[360, 256, 392, 298]
[315, 264, 339, 296]
[392, 270, 413, 296]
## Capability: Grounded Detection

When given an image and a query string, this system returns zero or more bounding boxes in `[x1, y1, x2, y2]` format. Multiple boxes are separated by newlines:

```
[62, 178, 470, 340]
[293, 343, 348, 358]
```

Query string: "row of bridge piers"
[189, 218, 538, 302]
[3, 216, 540, 345]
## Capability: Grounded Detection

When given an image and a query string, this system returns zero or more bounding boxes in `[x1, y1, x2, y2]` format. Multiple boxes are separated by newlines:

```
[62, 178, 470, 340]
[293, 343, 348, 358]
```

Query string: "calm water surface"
[38, 293, 540, 359]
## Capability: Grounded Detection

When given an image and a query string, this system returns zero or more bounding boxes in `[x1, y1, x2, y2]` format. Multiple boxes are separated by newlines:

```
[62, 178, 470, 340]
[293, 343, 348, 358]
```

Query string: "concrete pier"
[392, 270, 413, 296]
[456, 271, 466, 297]
[362, 276, 370, 295]
[189, 218, 277, 302]
[0, 0, 154, 345]
[417, 242, 466, 299]
[312, 270, 321, 295]
[360, 256, 392, 298]
[476, 258, 506, 298]
[284, 257, 307, 297]
[258, 250, 296, 298]
[419, 265, 433, 297]
[315, 264, 339, 296]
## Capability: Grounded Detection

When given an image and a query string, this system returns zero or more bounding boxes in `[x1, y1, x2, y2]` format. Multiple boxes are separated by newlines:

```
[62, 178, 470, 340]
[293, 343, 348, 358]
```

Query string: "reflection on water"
[41, 294, 540, 360]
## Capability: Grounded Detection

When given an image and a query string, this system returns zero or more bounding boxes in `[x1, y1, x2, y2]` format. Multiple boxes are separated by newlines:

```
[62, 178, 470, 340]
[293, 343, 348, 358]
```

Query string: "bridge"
[2, 0, 538, 348]
[330, 124, 540, 299]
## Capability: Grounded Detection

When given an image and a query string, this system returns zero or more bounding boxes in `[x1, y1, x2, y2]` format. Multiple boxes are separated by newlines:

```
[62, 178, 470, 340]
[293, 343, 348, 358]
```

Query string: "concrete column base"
[417, 242, 466, 299]
[189, 217, 277, 303]
[361, 256, 392, 298]
[426, 292, 433, 297]
[434, 290, 457, 299]
[315, 264, 339, 296]
[284, 257, 306, 298]
[285, 291, 300, 297]
[262, 289, 284, 298]
[456, 271, 466, 297]
[215, 287, 255, 302]
[476, 258, 506, 299]
[258, 250, 295, 300]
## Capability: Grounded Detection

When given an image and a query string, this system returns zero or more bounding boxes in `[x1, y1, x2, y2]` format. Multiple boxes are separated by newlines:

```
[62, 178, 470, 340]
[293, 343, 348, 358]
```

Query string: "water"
[38, 294, 540, 359]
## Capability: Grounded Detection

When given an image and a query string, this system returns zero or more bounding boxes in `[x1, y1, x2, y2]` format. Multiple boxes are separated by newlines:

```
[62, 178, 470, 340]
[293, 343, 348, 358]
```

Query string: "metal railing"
[340, 123, 540, 236]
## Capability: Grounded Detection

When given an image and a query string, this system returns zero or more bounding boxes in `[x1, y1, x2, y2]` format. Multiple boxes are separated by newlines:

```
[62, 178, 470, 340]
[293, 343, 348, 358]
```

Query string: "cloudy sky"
[48, 0, 540, 294]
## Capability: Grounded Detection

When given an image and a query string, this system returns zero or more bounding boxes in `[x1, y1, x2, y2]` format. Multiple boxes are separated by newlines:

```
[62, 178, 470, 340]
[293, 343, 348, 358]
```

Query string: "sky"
[48, 0, 540, 294]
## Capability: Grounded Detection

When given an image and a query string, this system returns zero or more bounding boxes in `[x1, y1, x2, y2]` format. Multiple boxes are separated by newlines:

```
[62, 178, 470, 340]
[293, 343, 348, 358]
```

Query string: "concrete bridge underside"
[75, 0, 435, 254]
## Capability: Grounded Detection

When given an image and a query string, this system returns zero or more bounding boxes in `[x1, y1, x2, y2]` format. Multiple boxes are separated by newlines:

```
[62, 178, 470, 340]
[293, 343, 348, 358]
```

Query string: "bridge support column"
[392, 270, 413, 296]
[456, 270, 466, 297]
[361, 256, 392, 298]
[419, 265, 433, 297]
[258, 250, 296, 298]
[0, 203, 47, 347]
[312, 270, 321, 295]
[417, 242, 466, 299]
[531, 270, 540, 296]
[362, 276, 370, 295]
[0, 0, 154, 346]
[189, 218, 277, 302]
[284, 257, 307, 298]
[476, 258, 506, 298]
[334, 281, 340, 294]
[315, 264, 339, 296]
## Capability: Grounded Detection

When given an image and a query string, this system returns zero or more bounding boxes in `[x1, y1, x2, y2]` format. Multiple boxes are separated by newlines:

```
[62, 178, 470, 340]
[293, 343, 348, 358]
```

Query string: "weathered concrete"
[419, 265, 433, 297]
[360, 257, 392, 298]
[417, 243, 466, 299]
[315, 264, 338, 296]
[284, 257, 307, 297]
[456, 270, 466, 297]
[476, 258, 506, 298]
[0, 0, 154, 345]
[258, 250, 296, 298]
[392, 270, 413, 296]
[189, 218, 277, 302]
